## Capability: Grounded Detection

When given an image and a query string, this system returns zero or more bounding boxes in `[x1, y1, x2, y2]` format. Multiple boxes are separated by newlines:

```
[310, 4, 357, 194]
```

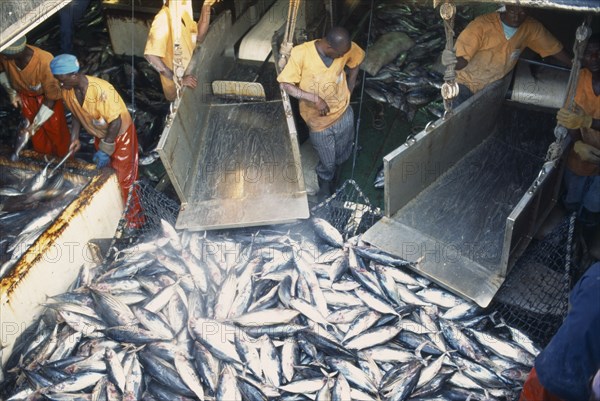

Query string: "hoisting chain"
[438, 0, 458, 118]
[168, 0, 186, 116]
[545, 16, 592, 163]
[278, 0, 301, 71]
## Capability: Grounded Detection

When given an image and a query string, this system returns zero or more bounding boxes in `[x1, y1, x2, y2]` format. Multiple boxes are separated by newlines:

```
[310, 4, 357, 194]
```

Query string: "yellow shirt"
[277, 40, 365, 132]
[61, 76, 132, 140]
[144, 4, 198, 101]
[456, 13, 563, 94]
[0, 45, 62, 100]
[568, 69, 600, 176]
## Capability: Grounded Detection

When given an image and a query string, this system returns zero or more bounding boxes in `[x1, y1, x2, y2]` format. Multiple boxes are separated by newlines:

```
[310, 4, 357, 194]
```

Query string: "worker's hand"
[441, 49, 457, 67]
[10, 93, 22, 109]
[557, 108, 593, 129]
[69, 138, 81, 154]
[181, 75, 198, 89]
[93, 150, 111, 169]
[573, 140, 600, 164]
[315, 97, 330, 116]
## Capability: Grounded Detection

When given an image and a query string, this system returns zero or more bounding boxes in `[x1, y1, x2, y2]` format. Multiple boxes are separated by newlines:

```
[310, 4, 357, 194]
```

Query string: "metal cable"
[350, 0, 374, 180]
[439, 0, 458, 118]
[564, 212, 576, 313]
[546, 15, 592, 162]
[130, 0, 136, 117]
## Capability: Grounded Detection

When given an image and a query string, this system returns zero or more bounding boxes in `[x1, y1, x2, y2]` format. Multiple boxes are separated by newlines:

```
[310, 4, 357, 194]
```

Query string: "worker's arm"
[69, 117, 82, 154]
[548, 49, 572, 68]
[346, 65, 360, 93]
[105, 117, 121, 145]
[455, 56, 468, 70]
[196, 4, 212, 45]
[441, 50, 468, 70]
[558, 108, 600, 131]
[280, 82, 329, 116]
[559, 110, 600, 164]
[145, 54, 198, 89]
[92, 117, 121, 168]
[145, 54, 174, 81]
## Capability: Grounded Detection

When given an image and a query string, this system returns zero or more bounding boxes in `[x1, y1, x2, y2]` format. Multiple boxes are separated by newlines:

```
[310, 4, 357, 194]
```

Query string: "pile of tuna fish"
[0, 159, 83, 279]
[363, 3, 472, 120]
[0, 218, 538, 400]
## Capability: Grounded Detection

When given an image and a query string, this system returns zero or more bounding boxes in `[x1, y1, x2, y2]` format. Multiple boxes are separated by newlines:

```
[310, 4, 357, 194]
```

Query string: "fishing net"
[310, 179, 383, 240]
[491, 214, 581, 347]
[117, 179, 180, 241]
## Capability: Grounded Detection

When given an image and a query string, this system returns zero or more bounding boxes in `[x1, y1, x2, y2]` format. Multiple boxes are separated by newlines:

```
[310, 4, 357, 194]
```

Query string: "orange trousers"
[20, 93, 71, 157]
[95, 124, 144, 228]
[519, 367, 564, 401]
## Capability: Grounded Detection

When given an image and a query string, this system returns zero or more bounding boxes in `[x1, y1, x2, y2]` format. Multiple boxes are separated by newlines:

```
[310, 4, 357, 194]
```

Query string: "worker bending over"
[278, 27, 365, 201]
[144, 0, 216, 102]
[442, 5, 571, 105]
[50, 54, 143, 228]
[0, 36, 70, 158]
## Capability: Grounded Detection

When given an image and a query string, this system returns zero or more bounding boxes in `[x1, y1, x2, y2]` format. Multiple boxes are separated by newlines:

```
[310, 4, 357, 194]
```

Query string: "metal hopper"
[156, 7, 310, 230]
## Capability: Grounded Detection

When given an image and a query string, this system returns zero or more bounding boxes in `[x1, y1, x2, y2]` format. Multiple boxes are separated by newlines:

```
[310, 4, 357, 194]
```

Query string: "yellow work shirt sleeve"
[455, 20, 483, 61]
[144, 10, 169, 58]
[345, 42, 365, 69]
[523, 21, 563, 59]
[40, 53, 62, 100]
[277, 46, 304, 84]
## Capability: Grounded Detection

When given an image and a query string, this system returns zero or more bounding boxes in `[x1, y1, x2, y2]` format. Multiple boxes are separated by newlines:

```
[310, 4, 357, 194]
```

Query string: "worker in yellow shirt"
[144, 0, 216, 102]
[556, 34, 600, 259]
[441, 5, 571, 105]
[50, 54, 144, 229]
[278, 27, 365, 201]
[0, 36, 71, 159]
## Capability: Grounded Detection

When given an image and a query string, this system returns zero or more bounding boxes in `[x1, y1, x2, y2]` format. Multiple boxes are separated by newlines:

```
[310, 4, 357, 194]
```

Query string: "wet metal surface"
[176, 100, 308, 230]
[363, 80, 557, 307]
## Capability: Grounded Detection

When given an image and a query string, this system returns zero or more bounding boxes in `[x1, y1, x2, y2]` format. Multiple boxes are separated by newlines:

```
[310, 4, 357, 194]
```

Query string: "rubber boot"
[317, 176, 332, 202]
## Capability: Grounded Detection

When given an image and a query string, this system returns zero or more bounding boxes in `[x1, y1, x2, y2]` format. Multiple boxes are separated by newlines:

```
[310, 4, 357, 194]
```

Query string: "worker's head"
[583, 33, 600, 73]
[50, 54, 81, 89]
[323, 27, 352, 59]
[500, 5, 527, 28]
[1, 36, 27, 59]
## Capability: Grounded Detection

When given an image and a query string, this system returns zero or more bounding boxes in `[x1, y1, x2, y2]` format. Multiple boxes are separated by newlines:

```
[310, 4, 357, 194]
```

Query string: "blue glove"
[93, 150, 111, 168]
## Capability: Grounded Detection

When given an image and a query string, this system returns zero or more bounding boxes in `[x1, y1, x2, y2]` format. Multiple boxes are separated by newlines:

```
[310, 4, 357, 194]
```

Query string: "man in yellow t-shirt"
[50, 54, 144, 229]
[441, 5, 571, 105]
[278, 27, 365, 200]
[144, 0, 215, 102]
[555, 34, 600, 259]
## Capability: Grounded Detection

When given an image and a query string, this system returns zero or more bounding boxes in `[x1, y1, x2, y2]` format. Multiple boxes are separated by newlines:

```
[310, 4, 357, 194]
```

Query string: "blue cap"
[50, 54, 80, 75]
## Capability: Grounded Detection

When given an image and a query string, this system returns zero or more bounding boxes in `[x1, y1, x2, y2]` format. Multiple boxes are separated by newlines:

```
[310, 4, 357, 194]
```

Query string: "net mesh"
[116, 179, 180, 242]
[119, 178, 579, 347]
[490, 214, 580, 347]
[310, 179, 383, 240]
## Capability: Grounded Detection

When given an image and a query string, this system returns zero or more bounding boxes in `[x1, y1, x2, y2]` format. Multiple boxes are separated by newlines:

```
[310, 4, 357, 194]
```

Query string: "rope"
[545, 16, 592, 163]
[350, 0, 374, 180]
[439, 0, 458, 118]
[564, 212, 576, 313]
[130, 0, 136, 118]
[170, 1, 186, 108]
[278, 0, 301, 70]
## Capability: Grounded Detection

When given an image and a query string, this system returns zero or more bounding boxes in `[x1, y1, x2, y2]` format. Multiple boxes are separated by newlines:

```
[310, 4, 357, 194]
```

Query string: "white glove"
[441, 49, 457, 67]
[30, 104, 54, 133]
[0, 72, 20, 108]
